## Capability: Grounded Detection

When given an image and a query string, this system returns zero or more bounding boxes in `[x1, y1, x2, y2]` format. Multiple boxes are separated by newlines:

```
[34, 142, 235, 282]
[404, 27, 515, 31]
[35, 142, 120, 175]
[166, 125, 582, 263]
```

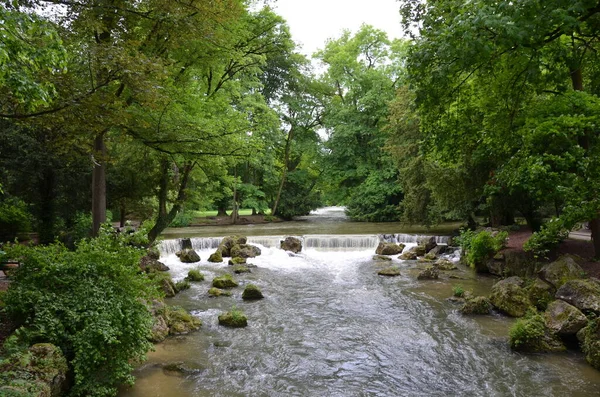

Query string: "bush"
[452, 284, 464, 297]
[458, 229, 508, 272]
[0, 198, 32, 242]
[508, 311, 546, 351]
[169, 210, 195, 227]
[2, 225, 157, 397]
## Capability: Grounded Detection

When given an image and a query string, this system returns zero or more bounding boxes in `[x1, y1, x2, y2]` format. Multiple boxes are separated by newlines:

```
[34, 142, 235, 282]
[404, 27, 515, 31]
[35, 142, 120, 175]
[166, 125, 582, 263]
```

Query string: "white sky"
[271, 0, 404, 57]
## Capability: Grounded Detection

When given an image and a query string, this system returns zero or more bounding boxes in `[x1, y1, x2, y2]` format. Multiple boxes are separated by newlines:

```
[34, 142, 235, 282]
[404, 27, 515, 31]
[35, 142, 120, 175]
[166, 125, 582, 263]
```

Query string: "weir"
[158, 233, 450, 255]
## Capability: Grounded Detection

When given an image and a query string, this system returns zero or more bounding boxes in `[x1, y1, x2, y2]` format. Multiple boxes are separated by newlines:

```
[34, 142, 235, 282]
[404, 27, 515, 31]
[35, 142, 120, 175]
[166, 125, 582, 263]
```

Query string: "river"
[119, 207, 600, 396]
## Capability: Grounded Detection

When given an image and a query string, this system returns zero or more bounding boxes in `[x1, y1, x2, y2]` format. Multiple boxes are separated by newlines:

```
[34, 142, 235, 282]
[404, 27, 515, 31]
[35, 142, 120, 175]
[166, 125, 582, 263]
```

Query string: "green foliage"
[169, 210, 195, 228]
[0, 198, 32, 242]
[2, 225, 156, 397]
[508, 310, 546, 351]
[345, 169, 403, 222]
[452, 285, 465, 298]
[174, 279, 191, 292]
[524, 218, 570, 258]
[458, 229, 508, 271]
[276, 170, 322, 220]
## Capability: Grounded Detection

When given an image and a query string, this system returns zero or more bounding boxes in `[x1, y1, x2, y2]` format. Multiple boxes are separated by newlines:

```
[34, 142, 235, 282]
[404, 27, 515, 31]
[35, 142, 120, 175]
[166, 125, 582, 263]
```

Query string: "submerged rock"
[280, 236, 303, 253]
[417, 266, 439, 280]
[208, 287, 232, 297]
[176, 248, 201, 263]
[489, 277, 532, 317]
[378, 267, 401, 277]
[373, 255, 393, 261]
[375, 242, 405, 256]
[555, 278, 600, 314]
[399, 251, 418, 261]
[242, 284, 264, 300]
[460, 296, 492, 315]
[544, 300, 588, 336]
[218, 310, 248, 328]
[212, 274, 238, 289]
[162, 361, 204, 377]
[539, 255, 585, 289]
[435, 259, 457, 270]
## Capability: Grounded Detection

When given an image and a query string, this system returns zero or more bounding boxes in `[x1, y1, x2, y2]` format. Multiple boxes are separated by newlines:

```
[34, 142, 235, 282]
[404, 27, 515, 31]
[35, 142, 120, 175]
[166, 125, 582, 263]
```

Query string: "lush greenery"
[458, 230, 508, 272]
[1, 226, 156, 396]
[508, 311, 547, 351]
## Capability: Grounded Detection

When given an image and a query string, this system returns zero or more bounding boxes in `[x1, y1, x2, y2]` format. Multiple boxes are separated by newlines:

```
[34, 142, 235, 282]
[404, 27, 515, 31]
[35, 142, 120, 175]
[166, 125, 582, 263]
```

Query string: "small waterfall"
[158, 237, 222, 255]
[247, 236, 289, 248]
[191, 237, 222, 251]
[303, 235, 380, 250]
[381, 234, 449, 244]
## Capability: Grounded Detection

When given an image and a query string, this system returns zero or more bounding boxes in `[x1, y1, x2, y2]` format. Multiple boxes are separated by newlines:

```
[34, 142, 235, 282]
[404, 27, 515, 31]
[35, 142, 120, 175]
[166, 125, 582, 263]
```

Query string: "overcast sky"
[271, 0, 404, 57]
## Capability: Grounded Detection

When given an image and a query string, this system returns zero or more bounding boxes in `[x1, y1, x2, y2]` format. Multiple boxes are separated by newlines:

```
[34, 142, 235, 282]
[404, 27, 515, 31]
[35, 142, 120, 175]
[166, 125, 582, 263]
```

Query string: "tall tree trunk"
[91, 133, 107, 236]
[148, 161, 194, 243]
[271, 126, 294, 216]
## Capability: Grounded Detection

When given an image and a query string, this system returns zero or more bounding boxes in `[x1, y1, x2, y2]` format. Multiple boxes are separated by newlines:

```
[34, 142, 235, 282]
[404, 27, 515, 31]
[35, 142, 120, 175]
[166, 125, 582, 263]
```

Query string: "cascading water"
[121, 238, 600, 397]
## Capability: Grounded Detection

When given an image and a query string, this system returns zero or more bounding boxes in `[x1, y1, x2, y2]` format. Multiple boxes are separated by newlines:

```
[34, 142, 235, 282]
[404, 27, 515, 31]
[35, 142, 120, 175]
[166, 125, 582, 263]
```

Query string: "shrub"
[174, 279, 191, 292]
[0, 198, 32, 242]
[452, 284, 465, 298]
[169, 210, 195, 227]
[187, 268, 204, 282]
[508, 311, 546, 351]
[2, 225, 157, 397]
[458, 229, 508, 272]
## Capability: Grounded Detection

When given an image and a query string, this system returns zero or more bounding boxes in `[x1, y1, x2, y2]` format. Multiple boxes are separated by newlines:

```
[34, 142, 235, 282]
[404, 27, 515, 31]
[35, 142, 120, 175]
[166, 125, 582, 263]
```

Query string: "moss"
[233, 265, 251, 274]
[509, 311, 565, 352]
[212, 274, 238, 289]
[228, 257, 247, 265]
[166, 306, 201, 335]
[208, 251, 223, 263]
[174, 279, 191, 292]
[208, 287, 232, 297]
[460, 296, 492, 315]
[187, 268, 204, 282]
[424, 252, 437, 260]
[377, 267, 401, 276]
[149, 271, 177, 297]
[218, 308, 248, 328]
[242, 284, 264, 300]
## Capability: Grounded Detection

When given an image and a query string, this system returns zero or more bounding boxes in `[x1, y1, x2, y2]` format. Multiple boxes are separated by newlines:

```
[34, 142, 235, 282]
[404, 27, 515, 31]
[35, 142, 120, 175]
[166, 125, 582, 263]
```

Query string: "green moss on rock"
[242, 284, 264, 300]
[378, 267, 401, 277]
[228, 257, 247, 265]
[208, 287, 232, 297]
[233, 265, 251, 274]
[187, 268, 205, 282]
[218, 309, 248, 328]
[208, 251, 223, 263]
[212, 274, 238, 289]
[489, 277, 532, 317]
[460, 296, 492, 315]
[166, 306, 202, 335]
[509, 312, 565, 352]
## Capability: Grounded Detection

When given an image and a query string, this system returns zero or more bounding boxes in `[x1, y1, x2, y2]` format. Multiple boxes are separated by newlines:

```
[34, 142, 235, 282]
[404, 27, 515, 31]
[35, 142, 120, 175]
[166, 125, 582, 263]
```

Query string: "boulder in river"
[228, 257, 247, 266]
[176, 248, 200, 263]
[218, 309, 248, 328]
[544, 300, 588, 336]
[509, 313, 565, 352]
[399, 251, 418, 260]
[212, 274, 238, 289]
[417, 266, 439, 280]
[187, 268, 204, 282]
[428, 245, 447, 256]
[208, 287, 232, 297]
[435, 259, 457, 270]
[409, 245, 427, 257]
[230, 244, 261, 258]
[417, 236, 437, 253]
[373, 255, 393, 261]
[460, 296, 492, 315]
[280, 236, 302, 253]
[208, 251, 223, 263]
[242, 284, 264, 300]
[376, 242, 405, 256]
[555, 278, 600, 314]
[218, 235, 247, 257]
[233, 265, 251, 274]
[140, 254, 169, 273]
[527, 278, 555, 311]
[489, 277, 532, 317]
[538, 255, 585, 289]
[378, 267, 401, 277]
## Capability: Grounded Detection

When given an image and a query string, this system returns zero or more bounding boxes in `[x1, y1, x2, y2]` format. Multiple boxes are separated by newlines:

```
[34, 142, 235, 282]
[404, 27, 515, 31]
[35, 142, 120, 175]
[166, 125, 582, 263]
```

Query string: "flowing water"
[120, 208, 600, 396]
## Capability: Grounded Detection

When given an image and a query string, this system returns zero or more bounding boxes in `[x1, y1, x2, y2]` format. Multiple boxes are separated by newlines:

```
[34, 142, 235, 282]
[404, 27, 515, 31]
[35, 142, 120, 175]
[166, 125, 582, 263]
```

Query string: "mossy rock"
[424, 252, 437, 261]
[140, 254, 169, 273]
[375, 242, 405, 255]
[578, 319, 600, 370]
[399, 251, 418, 260]
[175, 279, 191, 292]
[233, 265, 251, 274]
[162, 361, 203, 376]
[166, 306, 202, 335]
[150, 272, 177, 297]
[228, 257, 247, 266]
[409, 245, 427, 257]
[527, 278, 555, 311]
[539, 255, 586, 289]
[490, 277, 532, 317]
[187, 268, 205, 282]
[417, 266, 439, 280]
[0, 343, 68, 397]
[218, 235, 247, 257]
[176, 248, 201, 263]
[218, 310, 248, 328]
[417, 236, 437, 252]
[242, 284, 264, 300]
[230, 244, 261, 258]
[212, 274, 238, 289]
[460, 296, 492, 315]
[378, 267, 401, 277]
[280, 236, 303, 253]
[373, 255, 393, 261]
[208, 287, 232, 297]
[544, 299, 587, 336]
[436, 259, 457, 270]
[555, 278, 600, 314]
[208, 251, 223, 263]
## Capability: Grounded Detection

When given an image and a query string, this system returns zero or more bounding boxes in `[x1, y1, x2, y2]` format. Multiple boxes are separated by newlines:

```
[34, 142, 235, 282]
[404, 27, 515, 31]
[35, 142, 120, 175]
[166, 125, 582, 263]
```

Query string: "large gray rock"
[539, 255, 586, 289]
[544, 300, 588, 335]
[428, 245, 447, 256]
[230, 243, 261, 258]
[376, 242, 405, 256]
[409, 245, 427, 257]
[399, 251, 418, 260]
[140, 255, 169, 272]
[280, 236, 303, 253]
[486, 250, 539, 278]
[555, 278, 600, 314]
[218, 235, 247, 257]
[489, 277, 532, 317]
[176, 248, 200, 263]
[417, 236, 437, 253]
